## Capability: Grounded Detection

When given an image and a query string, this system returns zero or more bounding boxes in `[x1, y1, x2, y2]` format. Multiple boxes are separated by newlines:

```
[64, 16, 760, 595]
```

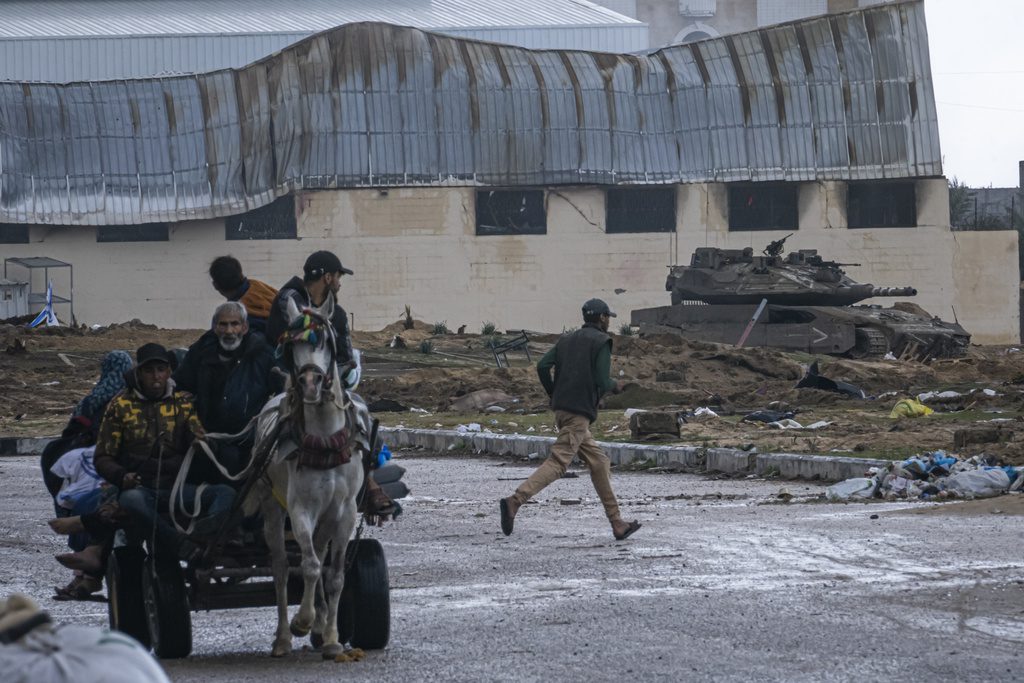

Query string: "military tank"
[631, 235, 970, 360]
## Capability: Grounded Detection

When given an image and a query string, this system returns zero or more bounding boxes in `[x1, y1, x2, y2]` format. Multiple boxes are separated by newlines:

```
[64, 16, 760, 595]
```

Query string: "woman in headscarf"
[41, 351, 132, 502]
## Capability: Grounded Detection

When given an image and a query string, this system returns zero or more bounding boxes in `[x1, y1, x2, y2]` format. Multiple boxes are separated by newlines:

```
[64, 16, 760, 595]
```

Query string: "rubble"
[826, 452, 1022, 502]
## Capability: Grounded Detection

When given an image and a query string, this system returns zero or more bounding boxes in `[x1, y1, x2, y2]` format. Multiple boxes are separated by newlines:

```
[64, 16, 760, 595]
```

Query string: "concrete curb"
[0, 437, 52, 456]
[378, 427, 884, 482]
[3, 429, 890, 483]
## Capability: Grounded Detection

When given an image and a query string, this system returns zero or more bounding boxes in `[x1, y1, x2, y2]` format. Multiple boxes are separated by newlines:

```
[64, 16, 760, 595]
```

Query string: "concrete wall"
[2, 178, 1018, 344]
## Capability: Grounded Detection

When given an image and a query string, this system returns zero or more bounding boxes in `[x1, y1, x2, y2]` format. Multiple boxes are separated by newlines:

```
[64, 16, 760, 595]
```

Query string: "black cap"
[582, 298, 616, 318]
[303, 250, 354, 280]
[135, 343, 177, 370]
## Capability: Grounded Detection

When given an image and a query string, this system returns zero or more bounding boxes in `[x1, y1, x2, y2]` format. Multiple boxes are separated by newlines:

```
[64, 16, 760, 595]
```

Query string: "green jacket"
[537, 323, 615, 422]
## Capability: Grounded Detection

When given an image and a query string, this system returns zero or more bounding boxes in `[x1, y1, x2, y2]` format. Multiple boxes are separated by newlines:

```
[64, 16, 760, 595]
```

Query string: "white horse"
[246, 295, 370, 658]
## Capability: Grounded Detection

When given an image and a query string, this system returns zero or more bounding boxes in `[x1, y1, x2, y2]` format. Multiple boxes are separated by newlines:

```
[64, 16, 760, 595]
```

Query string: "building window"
[606, 188, 676, 233]
[475, 190, 547, 236]
[847, 182, 917, 228]
[728, 184, 799, 231]
[0, 225, 30, 244]
[96, 224, 169, 242]
[226, 196, 297, 241]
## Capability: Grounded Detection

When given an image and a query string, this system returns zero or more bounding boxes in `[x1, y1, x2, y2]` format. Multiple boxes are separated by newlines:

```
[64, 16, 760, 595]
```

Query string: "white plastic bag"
[942, 469, 1011, 499]
[825, 477, 877, 502]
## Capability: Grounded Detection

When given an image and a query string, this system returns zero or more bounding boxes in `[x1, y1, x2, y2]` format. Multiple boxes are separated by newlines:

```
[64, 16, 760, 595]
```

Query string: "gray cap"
[582, 298, 616, 318]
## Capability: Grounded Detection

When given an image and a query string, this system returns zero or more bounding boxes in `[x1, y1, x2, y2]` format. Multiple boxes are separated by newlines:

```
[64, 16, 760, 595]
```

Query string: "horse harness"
[282, 421, 353, 470]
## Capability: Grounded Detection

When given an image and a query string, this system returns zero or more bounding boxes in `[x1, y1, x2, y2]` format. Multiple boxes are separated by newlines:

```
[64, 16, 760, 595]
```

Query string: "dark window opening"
[728, 184, 799, 231]
[475, 190, 546, 236]
[96, 223, 169, 242]
[226, 196, 297, 240]
[0, 224, 30, 244]
[606, 188, 676, 233]
[847, 182, 917, 228]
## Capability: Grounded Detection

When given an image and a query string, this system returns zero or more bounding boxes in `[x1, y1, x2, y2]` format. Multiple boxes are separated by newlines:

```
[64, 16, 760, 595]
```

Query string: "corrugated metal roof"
[0, 0, 641, 38]
[0, 1, 942, 226]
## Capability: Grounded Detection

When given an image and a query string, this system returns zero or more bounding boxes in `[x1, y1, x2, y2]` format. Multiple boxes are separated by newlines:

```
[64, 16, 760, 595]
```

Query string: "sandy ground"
[4, 320, 1024, 463]
[2, 452, 1023, 682]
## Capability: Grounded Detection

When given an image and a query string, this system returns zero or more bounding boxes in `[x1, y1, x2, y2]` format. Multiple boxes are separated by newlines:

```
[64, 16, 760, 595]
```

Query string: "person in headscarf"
[73, 350, 134, 427]
[42, 351, 133, 506]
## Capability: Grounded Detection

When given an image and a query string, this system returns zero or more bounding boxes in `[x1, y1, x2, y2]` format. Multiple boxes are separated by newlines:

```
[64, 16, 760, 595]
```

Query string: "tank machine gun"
[634, 239, 969, 360]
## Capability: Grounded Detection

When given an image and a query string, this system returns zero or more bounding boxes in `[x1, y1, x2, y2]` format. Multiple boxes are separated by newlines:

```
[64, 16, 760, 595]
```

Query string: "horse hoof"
[271, 642, 291, 658]
[310, 632, 324, 649]
[289, 621, 311, 638]
[321, 643, 344, 660]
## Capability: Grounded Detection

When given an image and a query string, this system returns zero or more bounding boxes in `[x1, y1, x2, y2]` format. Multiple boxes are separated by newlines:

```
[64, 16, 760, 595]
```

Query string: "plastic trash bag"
[825, 477, 878, 502]
[0, 594, 169, 683]
[889, 398, 934, 419]
[942, 469, 1011, 498]
[768, 419, 804, 430]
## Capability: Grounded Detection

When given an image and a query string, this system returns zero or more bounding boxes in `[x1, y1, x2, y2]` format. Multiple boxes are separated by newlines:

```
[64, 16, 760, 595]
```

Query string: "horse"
[245, 294, 371, 658]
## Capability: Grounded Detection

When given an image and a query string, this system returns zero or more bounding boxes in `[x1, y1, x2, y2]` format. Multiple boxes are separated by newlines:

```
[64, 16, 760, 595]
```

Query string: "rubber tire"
[142, 559, 192, 659]
[338, 538, 390, 649]
[107, 545, 151, 648]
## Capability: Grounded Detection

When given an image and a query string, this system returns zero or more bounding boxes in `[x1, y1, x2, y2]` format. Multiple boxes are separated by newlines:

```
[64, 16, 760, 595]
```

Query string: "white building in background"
[0, 0, 647, 82]
[592, 0, 895, 46]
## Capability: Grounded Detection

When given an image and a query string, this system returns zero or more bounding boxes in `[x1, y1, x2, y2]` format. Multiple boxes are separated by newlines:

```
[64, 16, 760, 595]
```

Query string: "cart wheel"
[107, 545, 150, 648]
[340, 538, 390, 649]
[142, 559, 192, 659]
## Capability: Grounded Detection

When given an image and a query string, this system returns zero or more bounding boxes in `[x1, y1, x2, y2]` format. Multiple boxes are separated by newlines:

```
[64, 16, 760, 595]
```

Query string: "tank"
[631, 235, 970, 360]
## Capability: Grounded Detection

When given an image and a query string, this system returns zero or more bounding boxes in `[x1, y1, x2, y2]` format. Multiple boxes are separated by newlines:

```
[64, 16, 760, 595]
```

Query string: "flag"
[27, 280, 60, 328]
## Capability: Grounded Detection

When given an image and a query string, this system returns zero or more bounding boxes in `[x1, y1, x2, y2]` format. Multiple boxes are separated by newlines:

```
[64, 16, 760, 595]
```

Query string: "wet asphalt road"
[2, 452, 1023, 682]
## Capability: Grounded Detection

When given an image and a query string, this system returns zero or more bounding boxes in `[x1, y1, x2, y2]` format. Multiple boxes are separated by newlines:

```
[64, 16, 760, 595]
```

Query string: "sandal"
[612, 520, 642, 541]
[53, 574, 103, 601]
[361, 486, 396, 518]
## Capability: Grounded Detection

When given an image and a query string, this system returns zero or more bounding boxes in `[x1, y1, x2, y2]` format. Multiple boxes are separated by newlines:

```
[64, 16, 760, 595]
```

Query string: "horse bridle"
[282, 308, 339, 403]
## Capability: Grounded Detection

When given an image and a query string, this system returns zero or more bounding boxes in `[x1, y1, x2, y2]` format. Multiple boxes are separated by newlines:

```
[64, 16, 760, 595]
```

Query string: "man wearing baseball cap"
[91, 343, 236, 564]
[267, 250, 355, 367]
[499, 298, 641, 541]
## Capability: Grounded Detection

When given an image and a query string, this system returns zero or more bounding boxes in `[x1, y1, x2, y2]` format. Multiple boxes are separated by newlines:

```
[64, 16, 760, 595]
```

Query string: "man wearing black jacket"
[499, 299, 641, 541]
[266, 250, 354, 367]
[176, 302, 279, 436]
[175, 302, 281, 488]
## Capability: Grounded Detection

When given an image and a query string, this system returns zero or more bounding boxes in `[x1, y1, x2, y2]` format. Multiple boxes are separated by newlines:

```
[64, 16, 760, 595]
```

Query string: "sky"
[925, 0, 1024, 188]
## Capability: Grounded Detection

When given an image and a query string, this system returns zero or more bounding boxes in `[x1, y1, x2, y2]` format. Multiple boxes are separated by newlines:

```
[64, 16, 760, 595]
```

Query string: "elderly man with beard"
[175, 302, 281, 477]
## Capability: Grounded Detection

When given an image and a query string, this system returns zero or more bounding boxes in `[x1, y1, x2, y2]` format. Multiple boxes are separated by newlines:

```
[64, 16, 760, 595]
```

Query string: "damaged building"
[0, 0, 1018, 342]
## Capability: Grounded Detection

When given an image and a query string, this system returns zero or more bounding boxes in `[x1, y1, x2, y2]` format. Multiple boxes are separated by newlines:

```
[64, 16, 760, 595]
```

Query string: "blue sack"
[376, 443, 393, 468]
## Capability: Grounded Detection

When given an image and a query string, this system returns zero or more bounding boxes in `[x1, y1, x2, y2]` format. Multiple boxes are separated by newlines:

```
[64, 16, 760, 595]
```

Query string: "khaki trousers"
[512, 410, 622, 522]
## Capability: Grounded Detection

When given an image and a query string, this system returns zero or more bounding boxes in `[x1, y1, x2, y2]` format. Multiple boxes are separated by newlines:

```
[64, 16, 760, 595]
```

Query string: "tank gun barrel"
[870, 286, 917, 297]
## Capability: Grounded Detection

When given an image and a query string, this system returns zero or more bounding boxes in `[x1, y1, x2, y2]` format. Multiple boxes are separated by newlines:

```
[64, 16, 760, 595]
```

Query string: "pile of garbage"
[826, 451, 1022, 502]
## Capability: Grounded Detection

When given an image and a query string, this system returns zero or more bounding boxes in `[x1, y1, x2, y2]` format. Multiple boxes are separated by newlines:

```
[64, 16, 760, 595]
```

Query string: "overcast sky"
[926, 0, 1024, 188]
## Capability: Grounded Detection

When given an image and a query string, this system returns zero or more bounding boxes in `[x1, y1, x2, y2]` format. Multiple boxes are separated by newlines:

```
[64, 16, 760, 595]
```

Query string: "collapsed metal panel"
[0, 1, 942, 226]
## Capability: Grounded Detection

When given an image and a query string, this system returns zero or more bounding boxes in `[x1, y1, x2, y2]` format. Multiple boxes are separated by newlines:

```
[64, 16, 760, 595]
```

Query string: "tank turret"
[666, 236, 919, 307]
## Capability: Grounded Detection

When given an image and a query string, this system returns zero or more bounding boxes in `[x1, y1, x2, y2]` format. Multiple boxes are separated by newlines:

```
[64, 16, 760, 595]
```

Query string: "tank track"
[853, 327, 889, 357]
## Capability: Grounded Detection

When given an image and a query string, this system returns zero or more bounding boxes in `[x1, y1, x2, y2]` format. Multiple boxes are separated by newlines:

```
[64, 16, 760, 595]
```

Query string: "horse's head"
[281, 295, 337, 405]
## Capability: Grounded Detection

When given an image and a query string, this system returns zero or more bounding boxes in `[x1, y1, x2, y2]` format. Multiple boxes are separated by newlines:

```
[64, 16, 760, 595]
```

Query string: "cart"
[105, 435, 402, 659]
